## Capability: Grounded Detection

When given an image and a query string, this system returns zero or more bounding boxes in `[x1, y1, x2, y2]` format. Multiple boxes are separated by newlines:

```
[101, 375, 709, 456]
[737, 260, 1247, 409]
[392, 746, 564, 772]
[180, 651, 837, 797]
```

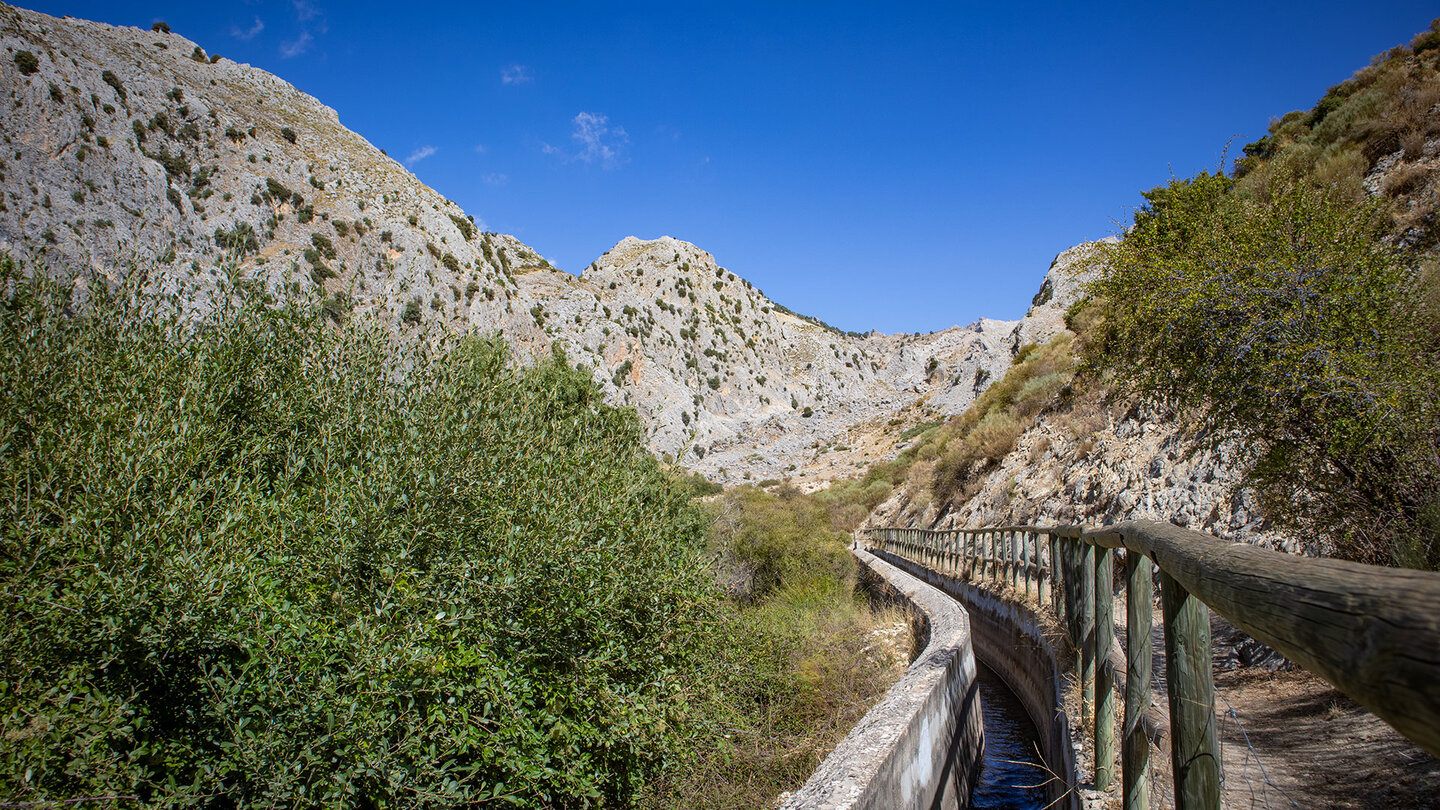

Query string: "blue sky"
[21, 2, 1440, 333]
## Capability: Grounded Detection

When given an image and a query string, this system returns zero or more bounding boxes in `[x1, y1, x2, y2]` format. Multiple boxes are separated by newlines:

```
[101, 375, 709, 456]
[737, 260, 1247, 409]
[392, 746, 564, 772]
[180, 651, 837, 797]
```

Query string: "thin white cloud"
[405, 145, 438, 167]
[572, 112, 627, 167]
[473, 143, 487, 154]
[293, 0, 321, 23]
[279, 1, 325, 57]
[232, 17, 264, 41]
[279, 30, 311, 57]
[542, 113, 628, 169]
[501, 64, 533, 85]
[482, 172, 508, 185]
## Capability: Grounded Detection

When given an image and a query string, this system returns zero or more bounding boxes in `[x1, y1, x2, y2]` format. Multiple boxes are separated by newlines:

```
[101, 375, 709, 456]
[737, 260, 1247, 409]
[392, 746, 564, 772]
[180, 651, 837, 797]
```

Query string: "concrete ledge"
[781, 548, 985, 810]
[874, 549, 1081, 810]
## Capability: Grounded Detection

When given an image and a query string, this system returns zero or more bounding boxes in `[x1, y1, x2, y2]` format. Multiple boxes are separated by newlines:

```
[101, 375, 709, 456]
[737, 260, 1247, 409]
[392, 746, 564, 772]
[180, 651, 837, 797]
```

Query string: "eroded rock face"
[866, 403, 1296, 553]
[0, 5, 1031, 484]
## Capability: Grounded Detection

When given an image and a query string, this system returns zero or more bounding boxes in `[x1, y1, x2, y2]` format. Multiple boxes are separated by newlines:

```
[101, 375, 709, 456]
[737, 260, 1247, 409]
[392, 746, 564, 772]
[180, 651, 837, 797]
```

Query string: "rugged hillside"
[862, 249, 1299, 553]
[0, 4, 1027, 483]
[863, 22, 1440, 552]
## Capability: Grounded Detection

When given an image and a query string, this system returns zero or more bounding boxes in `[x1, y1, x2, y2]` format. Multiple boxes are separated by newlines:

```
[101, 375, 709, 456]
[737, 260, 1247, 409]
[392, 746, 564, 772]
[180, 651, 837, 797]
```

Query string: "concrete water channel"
[781, 546, 1074, 810]
[970, 664, 1048, 809]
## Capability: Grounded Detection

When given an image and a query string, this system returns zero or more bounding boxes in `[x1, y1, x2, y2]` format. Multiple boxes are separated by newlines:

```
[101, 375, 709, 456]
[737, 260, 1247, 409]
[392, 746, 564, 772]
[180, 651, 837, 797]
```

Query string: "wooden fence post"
[1061, 535, 1079, 650]
[1124, 551, 1153, 810]
[1050, 532, 1062, 617]
[1161, 570, 1220, 810]
[1079, 540, 1096, 729]
[1013, 530, 1025, 585]
[1095, 546, 1116, 790]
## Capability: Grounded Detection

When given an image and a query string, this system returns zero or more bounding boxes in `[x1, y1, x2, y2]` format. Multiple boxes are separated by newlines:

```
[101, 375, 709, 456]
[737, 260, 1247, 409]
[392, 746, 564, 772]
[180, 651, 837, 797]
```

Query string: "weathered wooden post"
[1023, 531, 1033, 601]
[1010, 530, 1018, 589]
[1054, 533, 1065, 613]
[1095, 546, 1116, 790]
[1035, 531, 1046, 606]
[1161, 570, 1220, 810]
[1124, 550, 1153, 810]
[1079, 539, 1096, 729]
[1010, 530, 1020, 591]
[1060, 535, 1079, 649]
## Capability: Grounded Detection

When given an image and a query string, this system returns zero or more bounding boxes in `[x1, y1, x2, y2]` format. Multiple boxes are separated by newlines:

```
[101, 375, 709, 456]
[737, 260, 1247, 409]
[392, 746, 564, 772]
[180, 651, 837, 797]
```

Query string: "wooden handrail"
[1084, 520, 1440, 758]
[861, 520, 1440, 810]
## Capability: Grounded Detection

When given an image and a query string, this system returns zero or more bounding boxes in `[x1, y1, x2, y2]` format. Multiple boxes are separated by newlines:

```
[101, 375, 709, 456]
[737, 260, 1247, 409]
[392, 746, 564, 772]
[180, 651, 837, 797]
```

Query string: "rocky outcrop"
[0, 4, 1023, 484]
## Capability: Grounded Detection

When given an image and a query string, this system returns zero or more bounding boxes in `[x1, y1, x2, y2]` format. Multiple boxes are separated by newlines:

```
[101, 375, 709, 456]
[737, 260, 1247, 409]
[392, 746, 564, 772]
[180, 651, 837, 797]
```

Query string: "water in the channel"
[970, 663, 1049, 809]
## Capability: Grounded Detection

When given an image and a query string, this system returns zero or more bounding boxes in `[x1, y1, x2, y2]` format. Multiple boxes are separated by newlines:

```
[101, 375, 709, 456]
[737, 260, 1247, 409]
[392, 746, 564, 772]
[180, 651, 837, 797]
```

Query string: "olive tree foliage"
[0, 258, 719, 807]
[1083, 170, 1440, 569]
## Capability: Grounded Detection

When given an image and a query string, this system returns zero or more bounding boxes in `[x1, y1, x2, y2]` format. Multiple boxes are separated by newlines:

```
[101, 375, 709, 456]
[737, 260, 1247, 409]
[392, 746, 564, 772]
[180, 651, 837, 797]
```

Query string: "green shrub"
[264, 178, 292, 202]
[13, 50, 39, 76]
[151, 21, 170, 33]
[0, 262, 718, 806]
[214, 222, 259, 256]
[1086, 171, 1440, 568]
[449, 213, 476, 240]
[100, 69, 125, 100]
[310, 232, 336, 259]
[401, 297, 422, 324]
[190, 45, 207, 62]
[280, 126, 297, 144]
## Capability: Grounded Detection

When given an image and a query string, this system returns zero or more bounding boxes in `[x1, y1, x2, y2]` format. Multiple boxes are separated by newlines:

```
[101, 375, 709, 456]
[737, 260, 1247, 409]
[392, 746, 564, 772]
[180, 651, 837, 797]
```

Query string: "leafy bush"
[101, 69, 125, 100]
[449, 214, 476, 241]
[0, 262, 720, 806]
[310, 232, 336, 260]
[280, 126, 297, 144]
[265, 178, 293, 202]
[151, 21, 170, 33]
[648, 485, 908, 808]
[13, 50, 39, 75]
[1085, 171, 1440, 568]
[214, 222, 259, 257]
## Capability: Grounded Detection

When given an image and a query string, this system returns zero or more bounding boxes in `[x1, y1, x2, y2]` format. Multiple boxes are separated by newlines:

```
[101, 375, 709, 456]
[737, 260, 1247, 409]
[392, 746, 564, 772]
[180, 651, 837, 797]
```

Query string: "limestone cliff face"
[0, 4, 1024, 483]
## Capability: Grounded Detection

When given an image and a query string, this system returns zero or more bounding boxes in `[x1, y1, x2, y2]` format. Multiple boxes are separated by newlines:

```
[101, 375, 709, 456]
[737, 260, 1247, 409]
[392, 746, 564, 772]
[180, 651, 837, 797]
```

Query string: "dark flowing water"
[970, 663, 1049, 809]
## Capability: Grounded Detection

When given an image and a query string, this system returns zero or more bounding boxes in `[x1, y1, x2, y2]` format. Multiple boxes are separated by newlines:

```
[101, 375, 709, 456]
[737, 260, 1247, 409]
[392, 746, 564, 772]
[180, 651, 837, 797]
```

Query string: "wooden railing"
[860, 522, 1440, 810]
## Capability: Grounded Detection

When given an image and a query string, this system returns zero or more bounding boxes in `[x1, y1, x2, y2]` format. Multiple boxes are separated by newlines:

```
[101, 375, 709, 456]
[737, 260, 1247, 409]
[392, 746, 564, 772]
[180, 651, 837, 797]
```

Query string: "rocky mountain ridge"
[0, 4, 1059, 483]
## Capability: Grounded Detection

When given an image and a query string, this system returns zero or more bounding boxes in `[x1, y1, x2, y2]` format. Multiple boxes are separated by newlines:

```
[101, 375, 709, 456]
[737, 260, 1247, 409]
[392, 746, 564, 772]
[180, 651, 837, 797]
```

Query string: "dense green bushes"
[0, 261, 719, 807]
[1084, 171, 1440, 568]
[644, 485, 907, 808]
